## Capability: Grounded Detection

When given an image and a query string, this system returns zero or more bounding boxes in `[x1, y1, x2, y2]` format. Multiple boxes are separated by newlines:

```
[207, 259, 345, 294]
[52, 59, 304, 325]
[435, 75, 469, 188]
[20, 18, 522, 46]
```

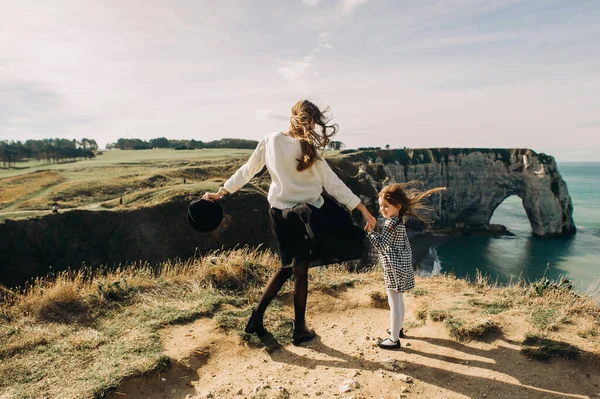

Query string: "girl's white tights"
[387, 289, 405, 341]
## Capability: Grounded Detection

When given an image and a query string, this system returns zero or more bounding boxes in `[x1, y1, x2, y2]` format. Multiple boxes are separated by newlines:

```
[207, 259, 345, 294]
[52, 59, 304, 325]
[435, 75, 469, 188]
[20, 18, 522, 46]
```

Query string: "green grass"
[443, 317, 499, 341]
[0, 148, 255, 213]
[467, 298, 511, 315]
[530, 307, 562, 331]
[429, 309, 450, 322]
[577, 327, 598, 339]
[0, 148, 254, 179]
[410, 287, 430, 297]
[415, 308, 428, 321]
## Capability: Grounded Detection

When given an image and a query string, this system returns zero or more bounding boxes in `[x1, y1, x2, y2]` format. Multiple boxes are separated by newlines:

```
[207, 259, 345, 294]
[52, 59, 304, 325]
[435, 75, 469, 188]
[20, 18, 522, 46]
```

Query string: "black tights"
[255, 262, 309, 328]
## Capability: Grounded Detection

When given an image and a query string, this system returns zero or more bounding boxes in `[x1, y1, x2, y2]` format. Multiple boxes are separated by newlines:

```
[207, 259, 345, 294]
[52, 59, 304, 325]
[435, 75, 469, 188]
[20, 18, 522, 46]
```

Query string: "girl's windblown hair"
[288, 100, 338, 172]
[379, 181, 446, 227]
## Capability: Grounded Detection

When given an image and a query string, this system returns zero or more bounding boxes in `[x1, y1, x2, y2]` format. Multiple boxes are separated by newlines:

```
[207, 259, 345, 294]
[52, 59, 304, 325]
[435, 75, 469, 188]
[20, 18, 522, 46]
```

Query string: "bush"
[467, 298, 511, 314]
[369, 291, 388, 309]
[411, 287, 430, 297]
[444, 317, 498, 341]
[529, 276, 573, 297]
[30, 284, 90, 324]
[95, 279, 137, 302]
[416, 308, 428, 320]
[429, 309, 449, 322]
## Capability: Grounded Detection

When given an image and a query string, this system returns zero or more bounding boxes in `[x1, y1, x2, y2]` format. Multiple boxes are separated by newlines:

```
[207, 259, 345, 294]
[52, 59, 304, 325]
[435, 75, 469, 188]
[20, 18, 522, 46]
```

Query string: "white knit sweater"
[223, 131, 361, 211]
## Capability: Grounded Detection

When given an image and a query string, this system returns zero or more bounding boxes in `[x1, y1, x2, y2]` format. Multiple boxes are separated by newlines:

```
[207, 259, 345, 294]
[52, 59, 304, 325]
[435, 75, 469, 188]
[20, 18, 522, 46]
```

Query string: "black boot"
[292, 320, 316, 346]
[244, 309, 267, 336]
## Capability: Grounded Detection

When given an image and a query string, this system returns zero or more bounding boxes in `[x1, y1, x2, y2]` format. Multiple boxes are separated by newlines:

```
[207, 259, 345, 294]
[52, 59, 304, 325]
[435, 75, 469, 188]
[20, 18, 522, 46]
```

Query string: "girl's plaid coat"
[367, 215, 415, 292]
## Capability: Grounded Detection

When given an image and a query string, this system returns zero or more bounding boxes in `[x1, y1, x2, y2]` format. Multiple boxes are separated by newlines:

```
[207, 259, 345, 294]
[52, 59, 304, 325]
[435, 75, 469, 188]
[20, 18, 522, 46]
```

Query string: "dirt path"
[109, 283, 599, 399]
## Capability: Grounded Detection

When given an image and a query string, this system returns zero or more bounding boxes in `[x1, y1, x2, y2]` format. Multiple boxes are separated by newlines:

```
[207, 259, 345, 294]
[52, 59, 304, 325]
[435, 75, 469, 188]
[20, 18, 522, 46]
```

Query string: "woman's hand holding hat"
[202, 192, 220, 201]
[202, 187, 227, 202]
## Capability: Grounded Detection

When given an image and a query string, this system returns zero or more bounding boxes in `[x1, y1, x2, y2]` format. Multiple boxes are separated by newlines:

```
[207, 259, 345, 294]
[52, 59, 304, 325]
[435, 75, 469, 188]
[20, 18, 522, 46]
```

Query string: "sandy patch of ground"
[109, 282, 600, 399]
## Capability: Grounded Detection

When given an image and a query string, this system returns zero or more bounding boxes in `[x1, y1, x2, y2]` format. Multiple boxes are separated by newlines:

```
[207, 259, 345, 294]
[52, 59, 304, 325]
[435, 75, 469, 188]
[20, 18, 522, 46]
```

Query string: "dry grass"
[0, 247, 281, 399]
[443, 316, 500, 341]
[429, 309, 450, 322]
[42, 176, 160, 208]
[0, 250, 598, 398]
[1, 150, 247, 213]
[0, 171, 65, 209]
[418, 272, 600, 354]
[369, 291, 388, 309]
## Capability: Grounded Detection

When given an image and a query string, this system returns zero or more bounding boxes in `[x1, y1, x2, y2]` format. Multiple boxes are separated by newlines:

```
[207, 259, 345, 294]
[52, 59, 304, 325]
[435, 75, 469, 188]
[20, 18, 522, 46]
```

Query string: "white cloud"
[339, 0, 370, 14]
[255, 109, 289, 122]
[275, 32, 333, 92]
[302, 0, 320, 6]
[317, 32, 333, 49]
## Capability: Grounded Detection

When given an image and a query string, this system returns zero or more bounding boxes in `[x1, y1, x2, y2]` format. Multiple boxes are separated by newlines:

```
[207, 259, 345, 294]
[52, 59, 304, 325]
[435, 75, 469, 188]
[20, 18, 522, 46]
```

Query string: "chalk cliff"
[332, 148, 575, 237]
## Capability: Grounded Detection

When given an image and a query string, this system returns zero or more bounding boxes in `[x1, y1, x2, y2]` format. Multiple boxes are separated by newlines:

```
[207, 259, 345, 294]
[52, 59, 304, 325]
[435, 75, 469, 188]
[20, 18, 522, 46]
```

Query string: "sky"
[0, 0, 599, 162]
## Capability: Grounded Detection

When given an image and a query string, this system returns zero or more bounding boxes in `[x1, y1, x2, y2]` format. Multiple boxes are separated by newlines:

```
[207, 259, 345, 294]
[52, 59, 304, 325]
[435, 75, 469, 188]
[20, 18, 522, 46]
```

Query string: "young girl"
[365, 182, 444, 349]
[203, 100, 377, 345]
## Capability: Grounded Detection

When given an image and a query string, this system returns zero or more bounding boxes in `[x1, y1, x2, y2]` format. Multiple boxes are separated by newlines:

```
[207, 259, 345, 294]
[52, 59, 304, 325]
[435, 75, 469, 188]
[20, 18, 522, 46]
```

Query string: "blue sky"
[1, 0, 599, 161]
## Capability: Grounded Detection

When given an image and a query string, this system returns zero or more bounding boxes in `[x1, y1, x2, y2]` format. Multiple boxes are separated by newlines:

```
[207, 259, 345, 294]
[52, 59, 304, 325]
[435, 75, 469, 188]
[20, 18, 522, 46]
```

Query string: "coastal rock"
[334, 148, 575, 237]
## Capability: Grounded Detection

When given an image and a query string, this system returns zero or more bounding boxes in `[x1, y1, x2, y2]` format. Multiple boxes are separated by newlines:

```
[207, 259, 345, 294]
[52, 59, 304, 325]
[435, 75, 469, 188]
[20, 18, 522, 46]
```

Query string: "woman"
[203, 100, 376, 345]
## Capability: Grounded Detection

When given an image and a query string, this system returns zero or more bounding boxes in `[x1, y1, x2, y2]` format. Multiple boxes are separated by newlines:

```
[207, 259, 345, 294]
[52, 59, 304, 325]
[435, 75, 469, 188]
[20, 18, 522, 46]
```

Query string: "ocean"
[430, 162, 600, 294]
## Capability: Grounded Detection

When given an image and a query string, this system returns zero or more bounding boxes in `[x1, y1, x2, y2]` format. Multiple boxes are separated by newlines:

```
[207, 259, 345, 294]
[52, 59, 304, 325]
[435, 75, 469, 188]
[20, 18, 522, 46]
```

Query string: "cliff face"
[0, 190, 277, 288]
[335, 148, 575, 237]
[0, 148, 575, 288]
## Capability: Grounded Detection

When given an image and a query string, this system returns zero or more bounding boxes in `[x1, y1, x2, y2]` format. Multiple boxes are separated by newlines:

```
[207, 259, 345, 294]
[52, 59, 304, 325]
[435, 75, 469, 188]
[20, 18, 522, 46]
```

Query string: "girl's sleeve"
[367, 220, 400, 252]
[314, 159, 361, 210]
[223, 138, 266, 194]
[398, 224, 409, 252]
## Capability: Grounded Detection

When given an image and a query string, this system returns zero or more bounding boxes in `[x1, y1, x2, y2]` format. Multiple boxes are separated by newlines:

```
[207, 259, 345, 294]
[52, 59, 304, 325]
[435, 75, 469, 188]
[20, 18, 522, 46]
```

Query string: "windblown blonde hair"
[379, 181, 446, 227]
[288, 100, 338, 172]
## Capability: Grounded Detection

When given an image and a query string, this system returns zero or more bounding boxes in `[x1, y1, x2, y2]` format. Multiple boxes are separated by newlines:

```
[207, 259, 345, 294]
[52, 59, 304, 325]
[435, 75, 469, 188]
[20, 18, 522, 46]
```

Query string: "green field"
[0, 148, 255, 220]
[0, 148, 254, 179]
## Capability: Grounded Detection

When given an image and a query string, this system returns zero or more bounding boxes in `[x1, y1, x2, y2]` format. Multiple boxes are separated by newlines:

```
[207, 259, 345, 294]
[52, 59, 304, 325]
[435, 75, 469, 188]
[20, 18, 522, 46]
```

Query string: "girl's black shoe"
[292, 323, 316, 346]
[244, 310, 267, 336]
[377, 338, 401, 350]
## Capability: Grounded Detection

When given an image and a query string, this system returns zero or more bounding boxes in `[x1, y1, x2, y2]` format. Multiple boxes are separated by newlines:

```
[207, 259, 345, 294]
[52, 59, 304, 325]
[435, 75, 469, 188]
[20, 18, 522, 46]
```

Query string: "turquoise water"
[433, 162, 600, 293]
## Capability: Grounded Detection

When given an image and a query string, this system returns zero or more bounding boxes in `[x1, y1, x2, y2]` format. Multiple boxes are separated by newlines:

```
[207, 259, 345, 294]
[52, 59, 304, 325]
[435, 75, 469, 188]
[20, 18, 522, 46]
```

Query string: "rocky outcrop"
[333, 148, 575, 237]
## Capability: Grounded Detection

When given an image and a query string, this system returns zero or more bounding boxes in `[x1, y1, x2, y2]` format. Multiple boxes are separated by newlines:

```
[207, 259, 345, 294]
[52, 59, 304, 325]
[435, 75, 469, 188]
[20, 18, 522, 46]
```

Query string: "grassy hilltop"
[0, 148, 259, 221]
[0, 248, 599, 398]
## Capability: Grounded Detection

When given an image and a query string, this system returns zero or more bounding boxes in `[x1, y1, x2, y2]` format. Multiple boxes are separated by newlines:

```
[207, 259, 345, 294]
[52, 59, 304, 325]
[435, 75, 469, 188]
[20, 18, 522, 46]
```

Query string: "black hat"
[187, 198, 223, 232]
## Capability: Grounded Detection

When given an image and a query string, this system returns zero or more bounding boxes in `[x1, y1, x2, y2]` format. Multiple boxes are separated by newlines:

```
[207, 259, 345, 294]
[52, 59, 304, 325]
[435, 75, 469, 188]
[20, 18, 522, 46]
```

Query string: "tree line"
[108, 138, 347, 151]
[0, 139, 97, 168]
[1, 136, 349, 168]
[107, 137, 259, 150]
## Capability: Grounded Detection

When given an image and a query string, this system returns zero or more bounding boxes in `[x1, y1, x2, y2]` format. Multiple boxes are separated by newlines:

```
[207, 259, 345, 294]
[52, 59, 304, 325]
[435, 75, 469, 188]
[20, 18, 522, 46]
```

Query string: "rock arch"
[339, 148, 575, 237]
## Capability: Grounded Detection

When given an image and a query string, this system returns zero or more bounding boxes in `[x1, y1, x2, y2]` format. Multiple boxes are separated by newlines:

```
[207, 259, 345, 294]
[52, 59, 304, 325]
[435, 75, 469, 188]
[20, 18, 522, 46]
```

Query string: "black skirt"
[269, 195, 367, 268]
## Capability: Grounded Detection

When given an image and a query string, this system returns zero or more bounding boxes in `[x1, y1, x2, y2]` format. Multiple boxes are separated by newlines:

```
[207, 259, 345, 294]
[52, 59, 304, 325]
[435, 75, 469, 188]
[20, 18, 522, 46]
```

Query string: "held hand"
[202, 192, 220, 202]
[355, 203, 377, 232]
[364, 213, 376, 232]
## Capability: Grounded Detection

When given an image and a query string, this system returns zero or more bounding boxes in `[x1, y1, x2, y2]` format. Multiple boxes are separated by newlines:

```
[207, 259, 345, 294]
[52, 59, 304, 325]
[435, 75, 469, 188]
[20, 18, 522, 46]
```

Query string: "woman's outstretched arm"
[202, 138, 266, 201]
